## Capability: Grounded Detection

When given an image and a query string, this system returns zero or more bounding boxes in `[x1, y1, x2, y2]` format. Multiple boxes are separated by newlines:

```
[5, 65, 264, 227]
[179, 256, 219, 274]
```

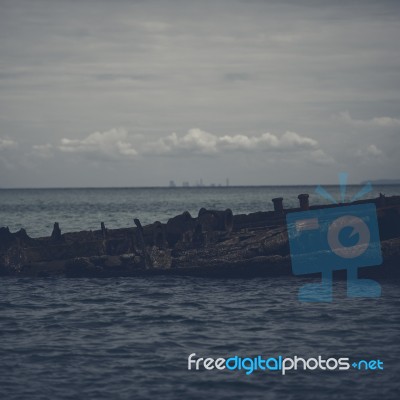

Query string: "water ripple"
[0, 277, 399, 399]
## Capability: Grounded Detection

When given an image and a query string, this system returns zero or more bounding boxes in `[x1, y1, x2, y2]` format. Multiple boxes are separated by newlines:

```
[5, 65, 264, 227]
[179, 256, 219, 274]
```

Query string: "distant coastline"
[362, 179, 400, 185]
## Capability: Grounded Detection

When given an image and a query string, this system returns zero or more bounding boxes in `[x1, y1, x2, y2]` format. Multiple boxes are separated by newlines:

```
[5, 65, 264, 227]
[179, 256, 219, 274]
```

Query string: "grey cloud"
[223, 73, 253, 82]
[31, 143, 54, 159]
[35, 127, 324, 160]
[0, 137, 18, 150]
[356, 144, 384, 160]
[58, 128, 138, 160]
[307, 149, 335, 165]
[94, 73, 156, 82]
[142, 128, 320, 156]
[0, 0, 399, 186]
[0, 137, 18, 172]
[337, 111, 400, 128]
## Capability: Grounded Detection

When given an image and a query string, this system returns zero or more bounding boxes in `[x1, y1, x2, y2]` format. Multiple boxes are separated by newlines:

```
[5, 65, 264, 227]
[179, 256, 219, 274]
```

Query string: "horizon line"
[1, 182, 399, 190]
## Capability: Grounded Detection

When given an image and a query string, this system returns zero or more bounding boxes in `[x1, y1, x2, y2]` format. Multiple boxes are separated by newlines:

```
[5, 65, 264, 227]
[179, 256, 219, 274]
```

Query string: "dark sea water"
[1, 186, 400, 399]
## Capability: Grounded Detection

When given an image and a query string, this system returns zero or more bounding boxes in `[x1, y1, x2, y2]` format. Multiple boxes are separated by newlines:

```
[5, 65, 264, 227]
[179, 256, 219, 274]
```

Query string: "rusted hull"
[1, 195, 399, 279]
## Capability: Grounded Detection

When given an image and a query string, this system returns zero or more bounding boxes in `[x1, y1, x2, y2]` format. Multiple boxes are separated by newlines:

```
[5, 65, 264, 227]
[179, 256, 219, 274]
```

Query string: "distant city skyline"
[169, 177, 230, 187]
[1, 0, 399, 188]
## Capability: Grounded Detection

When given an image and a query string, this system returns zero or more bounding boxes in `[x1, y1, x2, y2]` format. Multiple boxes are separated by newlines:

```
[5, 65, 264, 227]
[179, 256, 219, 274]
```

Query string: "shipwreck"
[0, 193, 399, 279]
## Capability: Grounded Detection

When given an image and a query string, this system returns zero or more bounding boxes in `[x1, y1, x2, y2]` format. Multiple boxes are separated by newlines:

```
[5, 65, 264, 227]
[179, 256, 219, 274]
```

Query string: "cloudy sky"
[0, 0, 399, 187]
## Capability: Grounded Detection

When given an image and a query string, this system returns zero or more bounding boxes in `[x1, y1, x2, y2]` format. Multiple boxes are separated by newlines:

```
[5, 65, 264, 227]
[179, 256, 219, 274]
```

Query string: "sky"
[0, 0, 399, 187]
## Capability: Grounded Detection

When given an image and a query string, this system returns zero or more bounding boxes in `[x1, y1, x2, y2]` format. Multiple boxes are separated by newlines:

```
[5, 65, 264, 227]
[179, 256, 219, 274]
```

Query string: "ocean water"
[0, 277, 399, 400]
[1, 186, 400, 399]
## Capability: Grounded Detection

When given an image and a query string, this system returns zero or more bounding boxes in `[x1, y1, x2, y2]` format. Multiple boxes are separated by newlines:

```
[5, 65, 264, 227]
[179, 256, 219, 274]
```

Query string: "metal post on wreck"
[272, 197, 284, 213]
[51, 222, 62, 240]
[298, 194, 310, 211]
[101, 222, 107, 239]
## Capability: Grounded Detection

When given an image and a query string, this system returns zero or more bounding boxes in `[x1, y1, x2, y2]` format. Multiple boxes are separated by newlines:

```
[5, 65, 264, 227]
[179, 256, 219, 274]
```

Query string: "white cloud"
[143, 129, 219, 156]
[143, 128, 318, 156]
[58, 128, 138, 159]
[370, 117, 400, 128]
[366, 144, 384, 157]
[337, 111, 400, 128]
[356, 144, 384, 159]
[32, 143, 54, 158]
[308, 149, 336, 165]
[0, 137, 18, 150]
[29, 127, 335, 173]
